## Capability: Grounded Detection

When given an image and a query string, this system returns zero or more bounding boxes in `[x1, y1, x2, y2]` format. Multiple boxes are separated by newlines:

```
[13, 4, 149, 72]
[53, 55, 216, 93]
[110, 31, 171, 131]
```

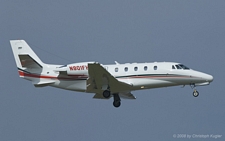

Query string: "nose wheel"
[193, 90, 199, 97]
[190, 84, 199, 97]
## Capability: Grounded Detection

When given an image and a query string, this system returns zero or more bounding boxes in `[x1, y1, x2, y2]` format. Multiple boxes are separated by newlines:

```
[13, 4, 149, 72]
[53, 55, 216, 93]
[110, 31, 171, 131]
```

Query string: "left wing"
[87, 63, 132, 94]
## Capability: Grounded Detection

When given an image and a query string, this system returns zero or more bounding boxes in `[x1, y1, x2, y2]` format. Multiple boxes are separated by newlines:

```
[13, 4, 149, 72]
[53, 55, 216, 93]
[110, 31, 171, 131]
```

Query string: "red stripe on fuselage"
[18, 70, 196, 81]
[19, 71, 25, 76]
[116, 75, 196, 79]
[130, 76, 191, 78]
[18, 70, 88, 80]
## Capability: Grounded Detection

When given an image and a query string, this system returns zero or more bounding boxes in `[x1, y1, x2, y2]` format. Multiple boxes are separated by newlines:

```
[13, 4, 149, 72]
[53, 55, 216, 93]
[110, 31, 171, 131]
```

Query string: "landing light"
[141, 86, 145, 89]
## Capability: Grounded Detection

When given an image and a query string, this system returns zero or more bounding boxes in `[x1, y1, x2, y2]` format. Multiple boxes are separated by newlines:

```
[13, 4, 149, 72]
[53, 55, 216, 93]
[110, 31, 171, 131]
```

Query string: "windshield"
[177, 64, 190, 70]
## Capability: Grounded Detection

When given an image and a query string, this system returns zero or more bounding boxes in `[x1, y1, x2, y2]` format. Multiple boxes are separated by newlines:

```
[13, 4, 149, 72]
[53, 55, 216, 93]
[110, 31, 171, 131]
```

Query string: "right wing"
[87, 63, 132, 94]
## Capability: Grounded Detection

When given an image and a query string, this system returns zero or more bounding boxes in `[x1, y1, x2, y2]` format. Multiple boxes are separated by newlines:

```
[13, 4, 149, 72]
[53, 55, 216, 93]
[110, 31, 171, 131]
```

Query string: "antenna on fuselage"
[115, 61, 120, 65]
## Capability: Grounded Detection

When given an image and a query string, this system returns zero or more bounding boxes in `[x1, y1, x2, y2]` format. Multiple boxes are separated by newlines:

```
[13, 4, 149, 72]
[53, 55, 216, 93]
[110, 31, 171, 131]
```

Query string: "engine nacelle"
[66, 62, 94, 75]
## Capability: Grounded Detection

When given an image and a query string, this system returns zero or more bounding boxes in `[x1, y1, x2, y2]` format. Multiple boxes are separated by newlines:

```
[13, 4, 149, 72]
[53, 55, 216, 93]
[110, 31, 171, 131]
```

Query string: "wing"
[119, 92, 136, 99]
[87, 63, 132, 94]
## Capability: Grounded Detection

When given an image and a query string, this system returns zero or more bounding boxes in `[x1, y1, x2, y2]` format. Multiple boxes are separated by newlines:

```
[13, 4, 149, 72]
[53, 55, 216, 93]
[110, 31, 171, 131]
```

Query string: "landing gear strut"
[113, 94, 121, 108]
[190, 84, 199, 97]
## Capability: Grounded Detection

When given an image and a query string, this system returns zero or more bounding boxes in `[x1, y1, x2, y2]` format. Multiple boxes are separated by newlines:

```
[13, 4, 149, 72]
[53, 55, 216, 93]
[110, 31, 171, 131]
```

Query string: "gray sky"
[1, 0, 225, 140]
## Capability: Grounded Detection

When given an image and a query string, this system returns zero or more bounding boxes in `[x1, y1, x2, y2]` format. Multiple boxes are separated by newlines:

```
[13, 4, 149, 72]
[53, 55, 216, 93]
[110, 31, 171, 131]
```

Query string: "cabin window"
[115, 67, 118, 72]
[124, 67, 128, 72]
[154, 66, 157, 70]
[134, 67, 138, 71]
[144, 66, 148, 71]
[172, 65, 175, 69]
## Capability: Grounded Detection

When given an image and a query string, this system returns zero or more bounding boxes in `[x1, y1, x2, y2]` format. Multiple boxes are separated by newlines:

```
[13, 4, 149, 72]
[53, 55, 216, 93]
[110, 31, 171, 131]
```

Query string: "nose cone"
[203, 74, 214, 82]
[192, 71, 213, 84]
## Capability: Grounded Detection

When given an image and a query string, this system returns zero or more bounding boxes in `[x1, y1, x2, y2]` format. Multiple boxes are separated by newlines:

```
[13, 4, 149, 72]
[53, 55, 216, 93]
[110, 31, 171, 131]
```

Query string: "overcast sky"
[1, 0, 225, 140]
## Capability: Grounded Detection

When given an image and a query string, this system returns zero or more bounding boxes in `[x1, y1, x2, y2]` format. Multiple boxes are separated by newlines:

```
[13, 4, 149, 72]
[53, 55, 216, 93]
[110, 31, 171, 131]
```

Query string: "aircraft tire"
[193, 90, 199, 97]
[103, 90, 111, 98]
[113, 101, 121, 108]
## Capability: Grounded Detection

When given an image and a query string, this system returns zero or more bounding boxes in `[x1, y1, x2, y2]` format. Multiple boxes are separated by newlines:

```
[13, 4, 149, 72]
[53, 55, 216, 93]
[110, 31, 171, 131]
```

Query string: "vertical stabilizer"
[10, 40, 45, 69]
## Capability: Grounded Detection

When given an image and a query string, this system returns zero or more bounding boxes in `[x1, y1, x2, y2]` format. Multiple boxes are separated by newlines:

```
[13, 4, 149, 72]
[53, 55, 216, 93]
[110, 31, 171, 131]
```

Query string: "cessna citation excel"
[10, 40, 213, 108]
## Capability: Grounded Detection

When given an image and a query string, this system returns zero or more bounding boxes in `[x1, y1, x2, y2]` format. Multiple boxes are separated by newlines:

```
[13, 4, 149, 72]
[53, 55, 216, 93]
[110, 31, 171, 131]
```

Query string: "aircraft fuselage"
[11, 40, 213, 108]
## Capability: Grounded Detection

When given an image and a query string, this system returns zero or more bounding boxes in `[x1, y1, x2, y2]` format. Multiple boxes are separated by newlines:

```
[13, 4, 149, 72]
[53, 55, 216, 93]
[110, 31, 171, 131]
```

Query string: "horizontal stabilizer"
[32, 80, 55, 87]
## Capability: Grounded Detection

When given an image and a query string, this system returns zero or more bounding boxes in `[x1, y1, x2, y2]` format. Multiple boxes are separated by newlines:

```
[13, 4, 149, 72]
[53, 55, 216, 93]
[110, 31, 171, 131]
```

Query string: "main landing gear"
[113, 94, 121, 108]
[102, 90, 121, 108]
[103, 90, 111, 98]
[190, 84, 199, 97]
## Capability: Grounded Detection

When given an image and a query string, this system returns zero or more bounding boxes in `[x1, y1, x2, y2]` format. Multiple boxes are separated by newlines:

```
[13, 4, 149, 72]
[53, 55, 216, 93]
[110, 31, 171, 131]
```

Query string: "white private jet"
[10, 40, 213, 108]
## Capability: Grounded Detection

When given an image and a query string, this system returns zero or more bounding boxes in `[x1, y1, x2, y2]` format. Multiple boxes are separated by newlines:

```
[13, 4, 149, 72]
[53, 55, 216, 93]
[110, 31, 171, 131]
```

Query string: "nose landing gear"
[193, 89, 199, 97]
[190, 84, 199, 97]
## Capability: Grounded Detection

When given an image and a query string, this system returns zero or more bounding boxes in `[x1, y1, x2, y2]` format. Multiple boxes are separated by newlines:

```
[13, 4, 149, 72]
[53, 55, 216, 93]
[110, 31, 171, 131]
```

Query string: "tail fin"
[10, 40, 45, 74]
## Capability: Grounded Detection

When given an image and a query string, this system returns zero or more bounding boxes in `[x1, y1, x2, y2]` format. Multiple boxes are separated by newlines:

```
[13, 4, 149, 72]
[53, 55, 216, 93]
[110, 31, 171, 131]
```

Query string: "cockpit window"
[179, 64, 190, 70]
[175, 64, 190, 70]
[172, 65, 175, 69]
[175, 65, 182, 69]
